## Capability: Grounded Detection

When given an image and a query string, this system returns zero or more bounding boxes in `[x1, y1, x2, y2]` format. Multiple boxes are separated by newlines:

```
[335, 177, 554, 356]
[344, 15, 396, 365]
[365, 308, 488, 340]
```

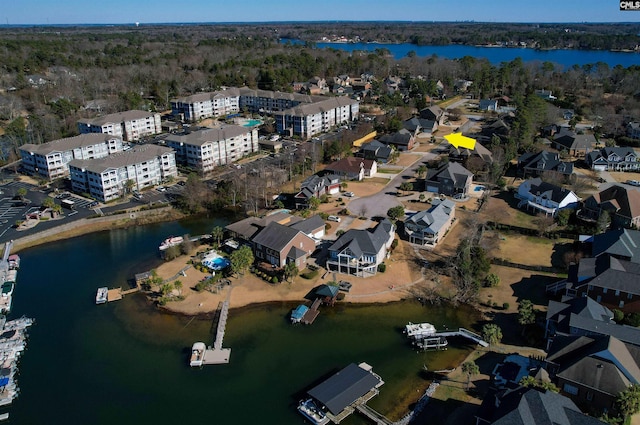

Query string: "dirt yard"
[492, 233, 574, 269]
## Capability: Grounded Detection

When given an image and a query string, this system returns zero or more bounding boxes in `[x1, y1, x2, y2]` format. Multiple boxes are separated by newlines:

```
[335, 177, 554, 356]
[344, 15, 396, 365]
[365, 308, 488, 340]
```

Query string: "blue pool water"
[209, 257, 230, 270]
[242, 119, 262, 127]
[474, 186, 486, 192]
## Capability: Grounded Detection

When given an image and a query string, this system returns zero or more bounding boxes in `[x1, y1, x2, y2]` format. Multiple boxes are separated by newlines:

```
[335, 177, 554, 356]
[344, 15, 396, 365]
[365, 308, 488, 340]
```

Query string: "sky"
[2, 0, 639, 25]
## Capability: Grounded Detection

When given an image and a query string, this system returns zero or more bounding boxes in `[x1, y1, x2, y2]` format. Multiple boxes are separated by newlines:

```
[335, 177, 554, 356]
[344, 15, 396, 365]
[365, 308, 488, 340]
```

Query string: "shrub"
[390, 239, 399, 251]
[271, 276, 279, 284]
[502, 302, 510, 310]
[614, 309, 625, 323]
[300, 270, 319, 280]
[485, 273, 500, 287]
[336, 230, 345, 237]
[339, 208, 350, 216]
[377, 263, 386, 273]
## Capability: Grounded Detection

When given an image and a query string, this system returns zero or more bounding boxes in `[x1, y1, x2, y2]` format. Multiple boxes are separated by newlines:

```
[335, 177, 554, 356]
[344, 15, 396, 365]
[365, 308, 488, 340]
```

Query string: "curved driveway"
[348, 150, 439, 219]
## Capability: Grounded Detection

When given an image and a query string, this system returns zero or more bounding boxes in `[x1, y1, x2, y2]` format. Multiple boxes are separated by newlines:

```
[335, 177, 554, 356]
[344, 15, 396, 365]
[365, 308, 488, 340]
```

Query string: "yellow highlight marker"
[444, 132, 476, 150]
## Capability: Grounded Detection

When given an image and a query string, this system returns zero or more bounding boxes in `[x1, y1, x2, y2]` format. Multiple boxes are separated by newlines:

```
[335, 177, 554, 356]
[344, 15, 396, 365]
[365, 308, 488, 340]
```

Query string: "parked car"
[327, 215, 341, 222]
[626, 180, 640, 187]
[343, 191, 354, 197]
[157, 186, 166, 192]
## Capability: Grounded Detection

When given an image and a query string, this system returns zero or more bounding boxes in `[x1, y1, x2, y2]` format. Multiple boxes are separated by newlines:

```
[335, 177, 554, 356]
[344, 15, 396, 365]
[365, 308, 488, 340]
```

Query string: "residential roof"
[328, 219, 394, 257]
[275, 96, 357, 117]
[405, 199, 455, 236]
[553, 130, 596, 151]
[575, 255, 640, 295]
[379, 129, 413, 147]
[224, 212, 301, 241]
[426, 162, 473, 188]
[487, 388, 606, 425]
[171, 88, 240, 104]
[591, 228, 640, 263]
[251, 222, 308, 253]
[449, 141, 494, 164]
[547, 334, 640, 396]
[325, 157, 375, 174]
[419, 105, 444, 121]
[165, 125, 252, 147]
[68, 145, 173, 174]
[77, 109, 157, 126]
[315, 284, 340, 298]
[290, 214, 325, 235]
[307, 363, 383, 415]
[402, 117, 436, 133]
[522, 178, 577, 204]
[21, 133, 121, 156]
[587, 184, 640, 221]
[518, 150, 573, 175]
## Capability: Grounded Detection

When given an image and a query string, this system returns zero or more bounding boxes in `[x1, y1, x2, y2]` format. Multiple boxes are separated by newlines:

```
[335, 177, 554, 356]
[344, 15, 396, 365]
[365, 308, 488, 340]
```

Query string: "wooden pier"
[301, 298, 321, 324]
[199, 300, 231, 365]
[106, 286, 140, 303]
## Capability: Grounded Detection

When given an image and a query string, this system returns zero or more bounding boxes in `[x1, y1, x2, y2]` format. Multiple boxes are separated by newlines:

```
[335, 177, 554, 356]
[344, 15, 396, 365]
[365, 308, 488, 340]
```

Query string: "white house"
[516, 178, 580, 217]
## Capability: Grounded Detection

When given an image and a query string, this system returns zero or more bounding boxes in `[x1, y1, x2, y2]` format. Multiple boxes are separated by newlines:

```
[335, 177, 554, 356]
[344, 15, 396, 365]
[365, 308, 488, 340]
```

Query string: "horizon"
[2, 0, 637, 26]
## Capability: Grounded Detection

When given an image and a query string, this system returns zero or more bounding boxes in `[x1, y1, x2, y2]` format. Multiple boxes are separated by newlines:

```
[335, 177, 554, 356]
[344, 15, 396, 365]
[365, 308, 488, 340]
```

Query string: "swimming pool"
[202, 250, 231, 271]
[242, 119, 262, 127]
[474, 185, 486, 192]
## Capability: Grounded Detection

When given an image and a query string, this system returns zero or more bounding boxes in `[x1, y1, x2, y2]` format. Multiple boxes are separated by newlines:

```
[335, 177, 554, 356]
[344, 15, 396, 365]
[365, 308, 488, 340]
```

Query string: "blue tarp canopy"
[291, 304, 309, 320]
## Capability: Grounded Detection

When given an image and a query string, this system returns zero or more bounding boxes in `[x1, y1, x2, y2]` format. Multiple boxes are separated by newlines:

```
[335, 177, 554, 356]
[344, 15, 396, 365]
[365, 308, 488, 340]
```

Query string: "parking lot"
[55, 192, 98, 209]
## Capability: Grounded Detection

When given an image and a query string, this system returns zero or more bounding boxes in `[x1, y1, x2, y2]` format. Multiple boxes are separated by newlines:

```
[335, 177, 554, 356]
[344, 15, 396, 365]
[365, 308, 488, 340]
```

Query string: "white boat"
[405, 322, 436, 339]
[96, 287, 108, 304]
[297, 398, 329, 425]
[159, 236, 184, 251]
[190, 342, 206, 367]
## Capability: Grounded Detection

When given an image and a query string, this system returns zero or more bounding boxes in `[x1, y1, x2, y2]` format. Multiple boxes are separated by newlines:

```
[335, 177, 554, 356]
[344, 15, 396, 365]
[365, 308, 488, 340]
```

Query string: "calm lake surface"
[282, 39, 640, 68]
[7, 217, 480, 424]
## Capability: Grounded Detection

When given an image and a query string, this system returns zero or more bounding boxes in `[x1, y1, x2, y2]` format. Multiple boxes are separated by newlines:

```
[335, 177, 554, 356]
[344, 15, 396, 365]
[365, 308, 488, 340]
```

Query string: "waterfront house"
[77, 110, 161, 142]
[589, 228, 640, 264]
[404, 199, 455, 246]
[326, 219, 395, 277]
[378, 129, 415, 151]
[580, 184, 640, 228]
[545, 296, 640, 349]
[20, 133, 123, 180]
[294, 174, 341, 209]
[424, 162, 473, 197]
[475, 387, 607, 425]
[545, 334, 640, 416]
[517, 150, 574, 179]
[586, 147, 639, 172]
[289, 214, 326, 242]
[515, 178, 579, 217]
[251, 221, 316, 269]
[224, 211, 301, 244]
[324, 158, 377, 181]
[563, 254, 640, 313]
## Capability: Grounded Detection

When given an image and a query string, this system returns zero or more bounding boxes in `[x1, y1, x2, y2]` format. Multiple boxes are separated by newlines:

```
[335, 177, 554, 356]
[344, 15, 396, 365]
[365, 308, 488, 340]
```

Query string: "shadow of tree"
[510, 274, 558, 305]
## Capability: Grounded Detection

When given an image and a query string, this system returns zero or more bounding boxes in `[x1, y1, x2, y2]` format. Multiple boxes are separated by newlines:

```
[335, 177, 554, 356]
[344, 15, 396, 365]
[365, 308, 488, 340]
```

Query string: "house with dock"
[326, 219, 395, 277]
[251, 221, 316, 269]
[404, 199, 455, 246]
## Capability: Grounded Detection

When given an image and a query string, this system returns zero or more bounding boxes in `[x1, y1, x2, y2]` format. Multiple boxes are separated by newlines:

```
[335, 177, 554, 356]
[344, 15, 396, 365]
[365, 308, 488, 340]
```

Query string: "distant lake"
[281, 39, 640, 68]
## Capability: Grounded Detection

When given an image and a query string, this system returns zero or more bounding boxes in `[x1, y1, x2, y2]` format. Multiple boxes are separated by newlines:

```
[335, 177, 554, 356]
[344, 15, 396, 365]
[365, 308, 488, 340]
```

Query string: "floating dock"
[301, 298, 321, 325]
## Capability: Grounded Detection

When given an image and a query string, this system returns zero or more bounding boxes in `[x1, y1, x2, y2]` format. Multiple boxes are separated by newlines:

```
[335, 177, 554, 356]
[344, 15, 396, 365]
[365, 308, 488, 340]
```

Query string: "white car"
[626, 180, 640, 187]
[327, 215, 341, 222]
[343, 192, 354, 197]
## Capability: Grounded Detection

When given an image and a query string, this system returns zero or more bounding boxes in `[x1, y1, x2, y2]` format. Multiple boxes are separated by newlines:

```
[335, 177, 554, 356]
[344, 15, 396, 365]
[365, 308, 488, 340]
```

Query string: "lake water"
[282, 39, 640, 68]
[7, 217, 480, 424]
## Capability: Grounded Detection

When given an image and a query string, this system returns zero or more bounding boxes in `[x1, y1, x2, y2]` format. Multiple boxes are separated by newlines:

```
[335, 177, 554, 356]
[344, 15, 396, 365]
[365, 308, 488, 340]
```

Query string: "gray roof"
[225, 212, 301, 241]
[587, 184, 640, 222]
[165, 125, 252, 147]
[77, 109, 157, 126]
[251, 222, 306, 252]
[21, 133, 121, 155]
[379, 129, 413, 146]
[402, 117, 436, 133]
[449, 141, 494, 164]
[591, 229, 640, 263]
[328, 219, 394, 257]
[426, 162, 473, 188]
[68, 145, 173, 174]
[490, 388, 606, 425]
[307, 363, 382, 415]
[275, 96, 357, 117]
[171, 88, 240, 104]
[553, 130, 596, 151]
[574, 255, 640, 295]
[524, 178, 576, 204]
[289, 214, 324, 235]
[518, 150, 573, 175]
[405, 199, 455, 236]
[547, 335, 640, 395]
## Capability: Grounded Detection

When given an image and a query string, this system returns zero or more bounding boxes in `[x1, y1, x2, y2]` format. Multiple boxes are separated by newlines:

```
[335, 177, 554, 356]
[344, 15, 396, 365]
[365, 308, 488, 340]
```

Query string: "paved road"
[348, 151, 438, 218]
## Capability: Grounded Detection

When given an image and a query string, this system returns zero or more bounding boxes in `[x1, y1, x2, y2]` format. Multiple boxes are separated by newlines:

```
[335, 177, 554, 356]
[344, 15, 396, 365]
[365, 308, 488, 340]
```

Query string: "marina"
[0, 316, 35, 408]
[0, 242, 19, 314]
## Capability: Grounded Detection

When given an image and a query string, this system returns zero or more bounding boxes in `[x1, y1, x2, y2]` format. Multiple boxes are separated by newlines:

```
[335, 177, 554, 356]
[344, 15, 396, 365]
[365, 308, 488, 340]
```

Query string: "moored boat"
[190, 342, 206, 367]
[404, 322, 436, 339]
[95, 287, 108, 304]
[159, 236, 184, 251]
[297, 398, 329, 425]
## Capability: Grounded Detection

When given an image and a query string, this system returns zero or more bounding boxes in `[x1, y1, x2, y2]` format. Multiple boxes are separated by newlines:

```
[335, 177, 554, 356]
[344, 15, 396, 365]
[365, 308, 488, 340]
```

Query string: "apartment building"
[171, 89, 241, 121]
[275, 96, 359, 139]
[69, 145, 177, 202]
[77, 110, 161, 141]
[20, 133, 123, 180]
[165, 125, 258, 174]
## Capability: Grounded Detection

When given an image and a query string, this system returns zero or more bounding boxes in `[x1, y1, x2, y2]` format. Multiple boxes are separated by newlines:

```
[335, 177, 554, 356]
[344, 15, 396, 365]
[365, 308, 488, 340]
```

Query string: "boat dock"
[405, 324, 489, 351]
[301, 298, 321, 324]
[95, 286, 140, 304]
[192, 300, 231, 366]
[433, 328, 489, 347]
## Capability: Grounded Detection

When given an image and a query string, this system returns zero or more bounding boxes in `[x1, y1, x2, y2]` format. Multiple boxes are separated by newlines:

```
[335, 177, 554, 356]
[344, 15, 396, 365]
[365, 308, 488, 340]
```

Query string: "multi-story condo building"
[171, 89, 241, 121]
[68, 145, 177, 202]
[20, 133, 123, 180]
[77, 110, 161, 141]
[275, 96, 359, 139]
[237, 88, 316, 114]
[165, 125, 258, 174]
